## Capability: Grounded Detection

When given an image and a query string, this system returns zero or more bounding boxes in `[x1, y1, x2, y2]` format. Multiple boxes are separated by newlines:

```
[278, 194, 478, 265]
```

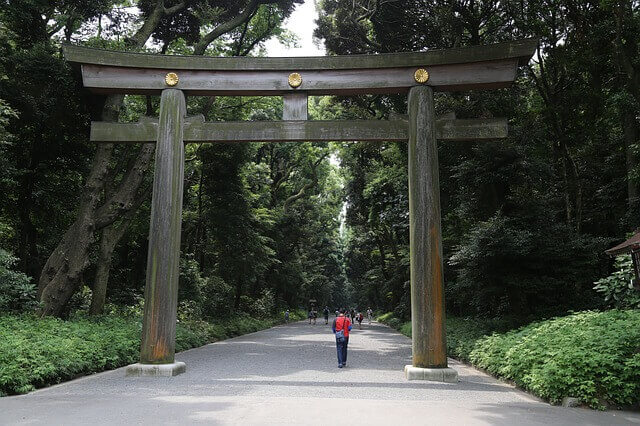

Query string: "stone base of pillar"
[404, 365, 458, 383]
[125, 362, 186, 377]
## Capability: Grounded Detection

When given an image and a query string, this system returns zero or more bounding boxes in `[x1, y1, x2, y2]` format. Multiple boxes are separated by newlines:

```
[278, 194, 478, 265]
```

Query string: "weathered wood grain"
[283, 93, 308, 120]
[63, 38, 537, 70]
[79, 59, 518, 95]
[140, 89, 185, 364]
[91, 120, 159, 142]
[90, 118, 508, 143]
[184, 120, 408, 142]
[408, 86, 448, 368]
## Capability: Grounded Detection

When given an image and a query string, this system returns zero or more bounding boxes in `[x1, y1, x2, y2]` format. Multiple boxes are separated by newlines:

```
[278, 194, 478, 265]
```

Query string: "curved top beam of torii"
[63, 39, 537, 96]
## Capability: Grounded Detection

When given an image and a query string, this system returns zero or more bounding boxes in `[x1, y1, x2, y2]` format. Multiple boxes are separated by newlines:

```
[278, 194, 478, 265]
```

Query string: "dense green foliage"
[378, 310, 640, 409]
[0, 310, 304, 396]
[0, 249, 38, 313]
[377, 312, 524, 362]
[317, 0, 640, 319]
[594, 255, 640, 309]
[0, 0, 636, 321]
[0, 1, 346, 317]
[470, 310, 640, 409]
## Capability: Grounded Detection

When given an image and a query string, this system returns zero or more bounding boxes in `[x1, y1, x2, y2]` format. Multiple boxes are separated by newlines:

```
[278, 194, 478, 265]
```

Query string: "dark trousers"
[336, 337, 349, 365]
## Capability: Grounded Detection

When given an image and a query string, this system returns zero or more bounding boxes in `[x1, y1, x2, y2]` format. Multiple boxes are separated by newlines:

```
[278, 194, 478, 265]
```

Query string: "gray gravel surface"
[1, 320, 639, 425]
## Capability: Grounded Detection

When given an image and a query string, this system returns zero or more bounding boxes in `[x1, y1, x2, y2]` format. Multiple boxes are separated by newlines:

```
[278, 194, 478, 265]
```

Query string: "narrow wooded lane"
[1, 321, 638, 425]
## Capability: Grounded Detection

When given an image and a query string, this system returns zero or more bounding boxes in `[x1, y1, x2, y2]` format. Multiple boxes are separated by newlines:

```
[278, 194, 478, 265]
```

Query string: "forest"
[1, 0, 640, 406]
[2, 0, 638, 320]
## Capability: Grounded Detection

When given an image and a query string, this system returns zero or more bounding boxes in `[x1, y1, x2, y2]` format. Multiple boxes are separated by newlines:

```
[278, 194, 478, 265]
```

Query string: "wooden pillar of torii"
[64, 39, 535, 379]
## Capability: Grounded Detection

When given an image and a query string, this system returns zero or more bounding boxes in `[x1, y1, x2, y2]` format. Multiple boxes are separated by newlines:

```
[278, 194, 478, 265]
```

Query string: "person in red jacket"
[332, 309, 352, 368]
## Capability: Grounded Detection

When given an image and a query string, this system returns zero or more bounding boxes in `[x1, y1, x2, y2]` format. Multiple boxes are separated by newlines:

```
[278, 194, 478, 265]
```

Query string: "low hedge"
[0, 310, 305, 396]
[377, 310, 640, 409]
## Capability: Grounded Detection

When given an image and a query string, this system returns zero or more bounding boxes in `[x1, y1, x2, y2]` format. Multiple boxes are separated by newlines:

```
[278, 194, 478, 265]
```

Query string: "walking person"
[332, 309, 352, 368]
[356, 312, 363, 329]
[367, 307, 373, 324]
[284, 309, 290, 323]
[323, 306, 330, 325]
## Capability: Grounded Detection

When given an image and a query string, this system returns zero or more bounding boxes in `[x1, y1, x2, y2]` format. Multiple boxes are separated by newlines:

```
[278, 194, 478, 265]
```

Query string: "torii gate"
[63, 39, 535, 381]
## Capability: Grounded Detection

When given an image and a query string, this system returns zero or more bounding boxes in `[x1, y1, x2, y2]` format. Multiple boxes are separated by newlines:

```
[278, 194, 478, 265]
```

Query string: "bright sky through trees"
[265, 0, 324, 57]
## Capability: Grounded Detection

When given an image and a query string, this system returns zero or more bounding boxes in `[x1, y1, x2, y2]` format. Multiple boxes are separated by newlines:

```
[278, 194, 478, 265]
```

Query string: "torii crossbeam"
[64, 39, 536, 381]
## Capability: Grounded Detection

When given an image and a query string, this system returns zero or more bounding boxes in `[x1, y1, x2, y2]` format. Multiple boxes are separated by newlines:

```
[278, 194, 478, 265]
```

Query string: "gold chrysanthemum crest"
[288, 72, 302, 88]
[414, 68, 429, 84]
[165, 72, 179, 86]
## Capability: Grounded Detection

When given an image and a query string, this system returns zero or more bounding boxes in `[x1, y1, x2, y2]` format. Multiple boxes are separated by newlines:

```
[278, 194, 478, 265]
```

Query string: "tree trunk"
[89, 201, 143, 315]
[89, 225, 118, 315]
[37, 0, 175, 316]
[38, 95, 121, 315]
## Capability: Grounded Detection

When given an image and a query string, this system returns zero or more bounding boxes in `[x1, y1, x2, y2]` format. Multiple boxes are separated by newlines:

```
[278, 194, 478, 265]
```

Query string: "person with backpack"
[332, 309, 352, 368]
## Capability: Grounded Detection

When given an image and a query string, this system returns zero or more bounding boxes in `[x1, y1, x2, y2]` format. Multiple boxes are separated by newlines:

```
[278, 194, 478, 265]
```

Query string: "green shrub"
[593, 255, 640, 309]
[202, 276, 235, 318]
[238, 289, 275, 318]
[376, 311, 517, 361]
[0, 314, 140, 396]
[0, 309, 298, 396]
[0, 249, 38, 314]
[446, 316, 526, 361]
[399, 321, 412, 337]
[469, 310, 640, 409]
[376, 312, 394, 323]
[378, 310, 640, 409]
[178, 255, 205, 308]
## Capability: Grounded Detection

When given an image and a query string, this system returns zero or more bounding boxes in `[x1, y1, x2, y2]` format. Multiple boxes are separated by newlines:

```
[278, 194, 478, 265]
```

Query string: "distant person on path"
[332, 309, 352, 368]
[367, 307, 373, 324]
[308, 310, 313, 324]
[356, 312, 363, 329]
[323, 306, 330, 325]
[350, 308, 356, 323]
[284, 310, 290, 323]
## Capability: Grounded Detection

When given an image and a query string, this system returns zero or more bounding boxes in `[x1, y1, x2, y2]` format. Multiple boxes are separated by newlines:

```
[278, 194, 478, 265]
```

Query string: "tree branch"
[164, 1, 186, 16]
[283, 154, 329, 211]
[193, 0, 268, 55]
[94, 144, 155, 229]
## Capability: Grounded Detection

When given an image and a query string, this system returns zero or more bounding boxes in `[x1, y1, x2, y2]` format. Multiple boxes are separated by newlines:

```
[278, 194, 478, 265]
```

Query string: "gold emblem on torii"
[414, 68, 429, 84]
[288, 72, 302, 88]
[165, 72, 179, 86]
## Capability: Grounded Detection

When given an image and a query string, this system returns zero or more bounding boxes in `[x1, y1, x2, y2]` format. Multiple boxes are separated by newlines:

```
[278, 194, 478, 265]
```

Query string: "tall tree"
[30, 0, 301, 316]
[315, 0, 630, 317]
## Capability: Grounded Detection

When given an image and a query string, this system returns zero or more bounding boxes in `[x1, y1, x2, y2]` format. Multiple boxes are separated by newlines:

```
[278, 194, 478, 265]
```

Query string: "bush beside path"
[0, 311, 304, 396]
[378, 310, 640, 409]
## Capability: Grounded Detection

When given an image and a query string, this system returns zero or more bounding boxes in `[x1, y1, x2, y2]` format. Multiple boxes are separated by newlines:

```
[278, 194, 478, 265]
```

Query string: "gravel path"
[1, 320, 639, 425]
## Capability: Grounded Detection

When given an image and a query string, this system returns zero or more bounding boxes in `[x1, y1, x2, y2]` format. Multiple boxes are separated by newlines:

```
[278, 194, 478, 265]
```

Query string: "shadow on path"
[1, 320, 639, 425]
